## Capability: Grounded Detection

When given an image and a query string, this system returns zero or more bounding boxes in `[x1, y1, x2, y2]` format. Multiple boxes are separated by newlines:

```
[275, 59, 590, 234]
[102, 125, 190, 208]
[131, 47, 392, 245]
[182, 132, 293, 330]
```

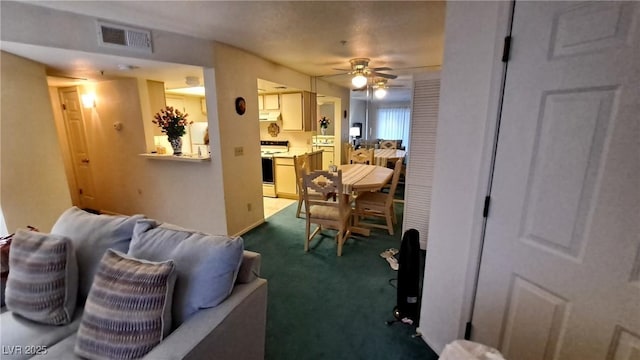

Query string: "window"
[376, 105, 411, 151]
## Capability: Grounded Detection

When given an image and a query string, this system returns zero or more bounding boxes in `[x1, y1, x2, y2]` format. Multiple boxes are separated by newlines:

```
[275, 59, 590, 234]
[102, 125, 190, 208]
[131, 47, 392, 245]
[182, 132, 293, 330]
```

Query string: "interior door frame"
[459, 0, 518, 341]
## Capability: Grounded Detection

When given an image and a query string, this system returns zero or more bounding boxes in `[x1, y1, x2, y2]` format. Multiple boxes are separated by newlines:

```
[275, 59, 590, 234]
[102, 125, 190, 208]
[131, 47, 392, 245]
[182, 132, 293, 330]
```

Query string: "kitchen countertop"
[271, 149, 323, 158]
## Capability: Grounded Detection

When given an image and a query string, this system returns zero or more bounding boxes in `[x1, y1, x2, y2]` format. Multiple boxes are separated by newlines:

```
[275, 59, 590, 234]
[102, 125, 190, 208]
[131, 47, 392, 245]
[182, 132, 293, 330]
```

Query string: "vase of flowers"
[152, 106, 192, 156]
[319, 116, 330, 135]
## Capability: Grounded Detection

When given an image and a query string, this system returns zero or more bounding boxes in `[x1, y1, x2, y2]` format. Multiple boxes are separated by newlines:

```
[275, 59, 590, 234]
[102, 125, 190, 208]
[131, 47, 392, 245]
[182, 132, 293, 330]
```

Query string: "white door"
[472, 2, 639, 360]
[59, 87, 97, 210]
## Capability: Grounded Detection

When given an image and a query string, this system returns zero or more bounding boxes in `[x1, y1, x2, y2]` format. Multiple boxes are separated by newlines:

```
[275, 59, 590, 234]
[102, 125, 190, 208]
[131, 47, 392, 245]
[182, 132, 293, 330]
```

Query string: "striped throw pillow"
[75, 249, 176, 360]
[5, 229, 78, 325]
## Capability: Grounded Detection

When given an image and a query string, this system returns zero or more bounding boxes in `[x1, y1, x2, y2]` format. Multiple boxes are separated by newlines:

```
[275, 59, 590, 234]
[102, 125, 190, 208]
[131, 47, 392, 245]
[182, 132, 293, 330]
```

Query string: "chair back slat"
[386, 159, 403, 206]
[379, 140, 397, 150]
[349, 148, 374, 165]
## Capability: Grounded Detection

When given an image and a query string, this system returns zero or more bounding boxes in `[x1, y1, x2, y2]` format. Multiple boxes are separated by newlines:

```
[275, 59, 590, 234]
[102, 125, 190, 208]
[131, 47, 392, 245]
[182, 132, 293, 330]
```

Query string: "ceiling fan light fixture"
[374, 87, 387, 99]
[352, 73, 368, 88]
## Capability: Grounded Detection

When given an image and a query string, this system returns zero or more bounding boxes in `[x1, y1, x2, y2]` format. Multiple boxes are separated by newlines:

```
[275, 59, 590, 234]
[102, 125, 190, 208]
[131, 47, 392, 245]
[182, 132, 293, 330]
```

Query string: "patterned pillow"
[5, 229, 78, 325]
[75, 249, 176, 360]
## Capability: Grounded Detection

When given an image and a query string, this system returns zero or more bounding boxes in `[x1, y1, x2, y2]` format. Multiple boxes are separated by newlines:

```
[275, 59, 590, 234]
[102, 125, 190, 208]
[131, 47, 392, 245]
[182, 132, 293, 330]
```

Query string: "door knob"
[81, 159, 90, 164]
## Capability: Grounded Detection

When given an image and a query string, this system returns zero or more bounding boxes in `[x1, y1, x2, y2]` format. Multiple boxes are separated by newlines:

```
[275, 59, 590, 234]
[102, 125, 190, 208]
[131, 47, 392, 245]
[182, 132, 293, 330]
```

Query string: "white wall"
[418, 1, 510, 354]
[0, 52, 72, 232]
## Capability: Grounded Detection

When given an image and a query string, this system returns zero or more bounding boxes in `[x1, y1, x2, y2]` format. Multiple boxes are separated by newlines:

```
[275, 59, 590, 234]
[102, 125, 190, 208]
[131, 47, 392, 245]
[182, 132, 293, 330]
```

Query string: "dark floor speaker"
[393, 229, 420, 325]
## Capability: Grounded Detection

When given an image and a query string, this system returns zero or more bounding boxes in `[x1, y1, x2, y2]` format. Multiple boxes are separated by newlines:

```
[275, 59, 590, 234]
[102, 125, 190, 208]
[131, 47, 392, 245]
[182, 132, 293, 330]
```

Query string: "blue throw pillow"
[51, 207, 144, 304]
[128, 219, 244, 327]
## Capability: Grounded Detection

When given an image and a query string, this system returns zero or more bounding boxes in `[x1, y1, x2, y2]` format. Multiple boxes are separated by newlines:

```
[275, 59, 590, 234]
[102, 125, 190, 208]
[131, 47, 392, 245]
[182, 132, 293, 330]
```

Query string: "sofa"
[0, 207, 268, 360]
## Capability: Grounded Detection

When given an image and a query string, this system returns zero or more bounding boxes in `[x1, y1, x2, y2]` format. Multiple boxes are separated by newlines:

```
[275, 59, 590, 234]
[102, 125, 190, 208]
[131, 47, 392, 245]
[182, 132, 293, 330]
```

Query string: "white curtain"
[376, 105, 411, 151]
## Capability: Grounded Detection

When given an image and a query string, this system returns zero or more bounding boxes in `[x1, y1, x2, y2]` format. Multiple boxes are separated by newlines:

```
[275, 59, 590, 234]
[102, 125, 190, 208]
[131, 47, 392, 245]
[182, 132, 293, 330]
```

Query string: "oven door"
[261, 157, 274, 184]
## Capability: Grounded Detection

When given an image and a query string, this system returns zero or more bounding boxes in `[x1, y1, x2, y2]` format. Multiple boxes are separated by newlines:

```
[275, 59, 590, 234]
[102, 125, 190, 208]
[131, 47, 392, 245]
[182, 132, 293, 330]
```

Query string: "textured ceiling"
[14, 1, 446, 101]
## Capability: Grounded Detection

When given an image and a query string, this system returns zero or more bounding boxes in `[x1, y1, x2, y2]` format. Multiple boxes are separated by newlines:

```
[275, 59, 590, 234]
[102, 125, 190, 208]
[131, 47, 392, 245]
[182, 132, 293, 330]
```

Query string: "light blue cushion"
[128, 219, 244, 327]
[0, 308, 84, 360]
[50, 207, 144, 304]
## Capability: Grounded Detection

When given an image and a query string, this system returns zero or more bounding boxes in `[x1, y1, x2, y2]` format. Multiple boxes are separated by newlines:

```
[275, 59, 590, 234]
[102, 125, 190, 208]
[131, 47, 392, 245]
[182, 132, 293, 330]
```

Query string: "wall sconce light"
[81, 93, 96, 108]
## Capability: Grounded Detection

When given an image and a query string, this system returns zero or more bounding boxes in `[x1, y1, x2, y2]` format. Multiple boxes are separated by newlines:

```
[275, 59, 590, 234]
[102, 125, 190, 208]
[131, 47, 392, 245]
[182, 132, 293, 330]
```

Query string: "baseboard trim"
[233, 218, 265, 237]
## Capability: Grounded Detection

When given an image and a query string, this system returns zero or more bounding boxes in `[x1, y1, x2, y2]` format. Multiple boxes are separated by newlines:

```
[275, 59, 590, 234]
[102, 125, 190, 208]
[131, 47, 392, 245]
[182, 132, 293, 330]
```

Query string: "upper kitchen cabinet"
[281, 91, 317, 131]
[265, 94, 279, 110]
[258, 94, 280, 111]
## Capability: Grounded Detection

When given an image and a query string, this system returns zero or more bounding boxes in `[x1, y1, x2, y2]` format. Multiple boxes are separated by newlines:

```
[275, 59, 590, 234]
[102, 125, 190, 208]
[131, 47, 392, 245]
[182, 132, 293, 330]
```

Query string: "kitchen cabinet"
[265, 94, 279, 110]
[274, 152, 322, 199]
[275, 157, 297, 199]
[281, 91, 317, 131]
[318, 146, 335, 169]
[258, 94, 279, 111]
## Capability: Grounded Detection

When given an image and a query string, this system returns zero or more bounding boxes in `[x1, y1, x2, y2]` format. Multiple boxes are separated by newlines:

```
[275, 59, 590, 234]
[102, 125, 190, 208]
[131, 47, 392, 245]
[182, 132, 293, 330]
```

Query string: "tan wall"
[1, 1, 351, 237]
[47, 78, 228, 235]
[0, 52, 72, 231]
[212, 43, 350, 235]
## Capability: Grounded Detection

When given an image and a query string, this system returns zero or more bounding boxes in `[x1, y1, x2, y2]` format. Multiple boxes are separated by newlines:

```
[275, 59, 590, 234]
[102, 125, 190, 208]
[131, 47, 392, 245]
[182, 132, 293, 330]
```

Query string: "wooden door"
[472, 2, 639, 359]
[59, 87, 97, 210]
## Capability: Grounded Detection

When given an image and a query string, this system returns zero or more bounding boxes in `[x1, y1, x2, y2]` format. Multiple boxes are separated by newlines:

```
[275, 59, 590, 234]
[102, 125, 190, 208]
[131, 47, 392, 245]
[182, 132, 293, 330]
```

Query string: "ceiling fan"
[333, 58, 398, 88]
[352, 78, 404, 99]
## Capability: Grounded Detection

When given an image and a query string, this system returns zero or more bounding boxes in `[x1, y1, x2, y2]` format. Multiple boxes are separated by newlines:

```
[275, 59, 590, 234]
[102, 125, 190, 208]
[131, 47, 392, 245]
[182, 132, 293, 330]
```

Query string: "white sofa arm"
[142, 278, 268, 360]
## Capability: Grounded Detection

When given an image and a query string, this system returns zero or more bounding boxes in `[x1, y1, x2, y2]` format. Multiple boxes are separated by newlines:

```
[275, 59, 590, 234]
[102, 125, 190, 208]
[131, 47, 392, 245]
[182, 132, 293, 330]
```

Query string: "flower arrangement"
[318, 116, 330, 128]
[152, 106, 192, 139]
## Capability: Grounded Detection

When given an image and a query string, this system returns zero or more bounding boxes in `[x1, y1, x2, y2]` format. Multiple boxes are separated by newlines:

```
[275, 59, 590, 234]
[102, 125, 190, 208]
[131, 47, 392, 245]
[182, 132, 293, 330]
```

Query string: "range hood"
[259, 111, 281, 122]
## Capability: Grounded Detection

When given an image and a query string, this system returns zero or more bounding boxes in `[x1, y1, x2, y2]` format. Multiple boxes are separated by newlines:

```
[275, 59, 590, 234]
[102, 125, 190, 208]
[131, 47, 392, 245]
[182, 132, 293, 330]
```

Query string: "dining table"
[373, 149, 406, 167]
[338, 163, 394, 236]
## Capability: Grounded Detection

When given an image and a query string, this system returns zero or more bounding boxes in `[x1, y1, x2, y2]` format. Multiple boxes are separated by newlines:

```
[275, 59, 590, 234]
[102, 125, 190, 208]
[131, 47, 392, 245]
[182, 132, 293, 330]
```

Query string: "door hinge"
[501, 36, 512, 62]
[483, 196, 491, 218]
[464, 322, 473, 340]
[61, 104, 67, 110]
[79, 188, 83, 195]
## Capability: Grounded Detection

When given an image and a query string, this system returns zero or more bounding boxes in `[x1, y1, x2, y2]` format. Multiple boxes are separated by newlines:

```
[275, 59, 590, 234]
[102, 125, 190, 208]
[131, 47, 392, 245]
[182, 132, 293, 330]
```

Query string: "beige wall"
[1, 2, 351, 237]
[1, 52, 72, 231]
[49, 78, 228, 235]
[212, 43, 350, 235]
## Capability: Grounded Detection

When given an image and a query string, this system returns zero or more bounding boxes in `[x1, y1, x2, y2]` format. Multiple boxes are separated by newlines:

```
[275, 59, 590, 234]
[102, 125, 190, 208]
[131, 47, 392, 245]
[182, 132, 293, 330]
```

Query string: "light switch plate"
[234, 146, 244, 156]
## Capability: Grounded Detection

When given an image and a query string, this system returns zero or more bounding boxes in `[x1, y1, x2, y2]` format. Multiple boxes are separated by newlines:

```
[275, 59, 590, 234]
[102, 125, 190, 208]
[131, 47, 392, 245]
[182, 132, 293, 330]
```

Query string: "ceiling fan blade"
[371, 67, 393, 71]
[332, 68, 353, 72]
[373, 72, 398, 79]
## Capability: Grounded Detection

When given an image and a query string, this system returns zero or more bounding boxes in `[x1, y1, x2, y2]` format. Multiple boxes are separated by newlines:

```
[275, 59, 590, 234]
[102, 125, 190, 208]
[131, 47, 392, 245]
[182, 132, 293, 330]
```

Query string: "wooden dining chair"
[293, 154, 325, 218]
[349, 148, 374, 165]
[302, 170, 352, 256]
[379, 140, 398, 149]
[354, 159, 403, 235]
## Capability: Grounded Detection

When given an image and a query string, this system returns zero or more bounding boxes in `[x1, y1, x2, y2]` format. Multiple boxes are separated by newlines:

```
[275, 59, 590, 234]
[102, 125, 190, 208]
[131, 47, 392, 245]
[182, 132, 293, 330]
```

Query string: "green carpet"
[242, 200, 438, 360]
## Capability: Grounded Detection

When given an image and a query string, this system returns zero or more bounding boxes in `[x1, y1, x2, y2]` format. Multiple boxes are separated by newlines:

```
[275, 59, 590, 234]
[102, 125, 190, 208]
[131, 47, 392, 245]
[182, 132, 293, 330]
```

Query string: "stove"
[260, 140, 289, 158]
[260, 141, 288, 198]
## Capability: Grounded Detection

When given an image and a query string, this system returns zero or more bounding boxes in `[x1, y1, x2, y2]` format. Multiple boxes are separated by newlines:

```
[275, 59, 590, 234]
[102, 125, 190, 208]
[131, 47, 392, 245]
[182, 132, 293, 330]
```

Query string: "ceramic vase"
[169, 136, 182, 156]
[321, 127, 327, 135]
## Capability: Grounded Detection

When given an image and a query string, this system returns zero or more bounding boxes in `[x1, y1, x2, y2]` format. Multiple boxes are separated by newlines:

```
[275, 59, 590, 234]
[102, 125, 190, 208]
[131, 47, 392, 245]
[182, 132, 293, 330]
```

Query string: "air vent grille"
[97, 21, 152, 53]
